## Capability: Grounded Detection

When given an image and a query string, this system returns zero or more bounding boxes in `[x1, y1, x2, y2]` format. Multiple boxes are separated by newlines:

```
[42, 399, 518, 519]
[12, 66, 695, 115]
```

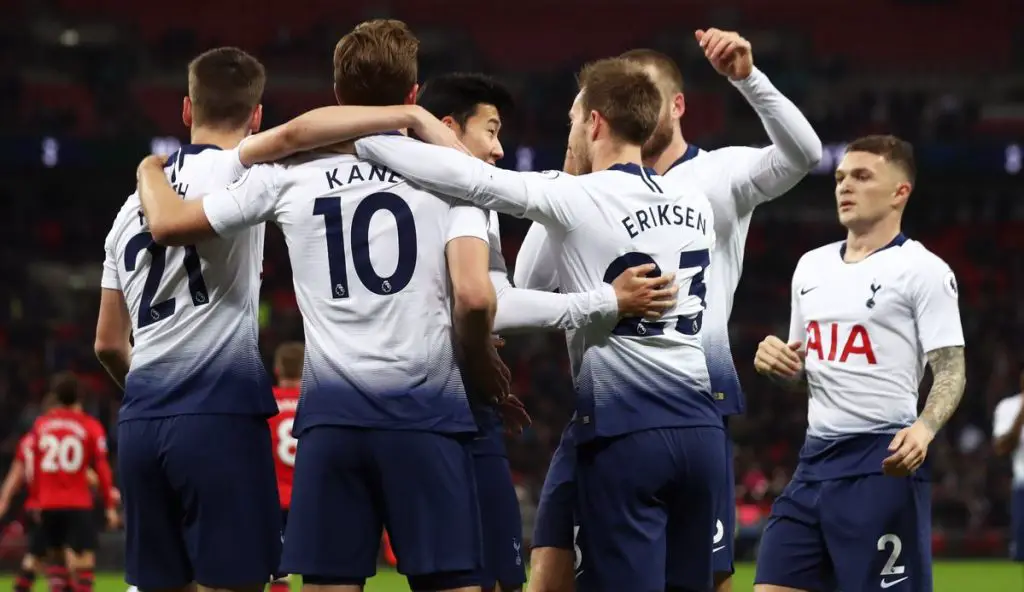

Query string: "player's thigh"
[280, 426, 380, 585]
[822, 475, 931, 592]
[117, 419, 193, 589]
[712, 435, 737, 579]
[474, 454, 526, 591]
[26, 513, 48, 559]
[373, 430, 481, 590]
[664, 427, 727, 592]
[576, 430, 688, 592]
[64, 510, 98, 555]
[532, 429, 577, 552]
[526, 546, 576, 592]
[1011, 486, 1024, 561]
[754, 479, 834, 592]
[162, 415, 282, 589]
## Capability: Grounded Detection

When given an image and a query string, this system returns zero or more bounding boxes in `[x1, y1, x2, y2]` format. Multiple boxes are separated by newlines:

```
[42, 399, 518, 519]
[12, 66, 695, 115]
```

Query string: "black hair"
[50, 372, 80, 407]
[417, 73, 514, 127]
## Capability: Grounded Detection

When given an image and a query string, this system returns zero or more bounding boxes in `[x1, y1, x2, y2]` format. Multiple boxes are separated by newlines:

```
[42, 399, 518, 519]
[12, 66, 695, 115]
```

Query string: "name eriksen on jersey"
[325, 163, 402, 190]
[620, 204, 707, 239]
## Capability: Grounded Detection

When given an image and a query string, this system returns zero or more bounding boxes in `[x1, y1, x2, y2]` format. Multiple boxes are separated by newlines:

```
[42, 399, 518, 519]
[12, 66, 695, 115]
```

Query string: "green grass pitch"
[3, 562, 1022, 591]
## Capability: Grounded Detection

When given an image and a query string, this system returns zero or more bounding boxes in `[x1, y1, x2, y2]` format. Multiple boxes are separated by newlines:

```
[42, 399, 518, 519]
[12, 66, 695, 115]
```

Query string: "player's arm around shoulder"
[136, 154, 277, 246]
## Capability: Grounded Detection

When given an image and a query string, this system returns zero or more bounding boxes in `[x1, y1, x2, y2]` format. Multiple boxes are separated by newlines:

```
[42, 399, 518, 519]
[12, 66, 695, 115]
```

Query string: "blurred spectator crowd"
[1, 0, 1023, 557]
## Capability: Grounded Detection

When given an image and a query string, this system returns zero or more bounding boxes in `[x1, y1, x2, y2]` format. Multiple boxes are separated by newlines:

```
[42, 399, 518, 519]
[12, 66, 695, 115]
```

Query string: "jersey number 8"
[603, 249, 709, 337]
[314, 192, 418, 298]
[124, 232, 210, 328]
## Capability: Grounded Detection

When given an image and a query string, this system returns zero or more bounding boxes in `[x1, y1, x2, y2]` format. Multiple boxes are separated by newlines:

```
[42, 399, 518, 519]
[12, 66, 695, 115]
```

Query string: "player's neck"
[843, 220, 903, 262]
[591, 141, 644, 173]
[190, 127, 248, 150]
[648, 132, 689, 175]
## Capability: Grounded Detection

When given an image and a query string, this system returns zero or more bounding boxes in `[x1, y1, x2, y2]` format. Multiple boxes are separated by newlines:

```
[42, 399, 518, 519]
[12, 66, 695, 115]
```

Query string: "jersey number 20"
[314, 192, 417, 298]
[124, 232, 209, 328]
[603, 249, 709, 337]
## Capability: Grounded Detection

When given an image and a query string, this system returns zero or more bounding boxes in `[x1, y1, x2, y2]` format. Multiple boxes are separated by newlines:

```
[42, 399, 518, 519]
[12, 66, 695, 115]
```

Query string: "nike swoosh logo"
[713, 545, 726, 553]
[881, 576, 909, 588]
[800, 287, 818, 295]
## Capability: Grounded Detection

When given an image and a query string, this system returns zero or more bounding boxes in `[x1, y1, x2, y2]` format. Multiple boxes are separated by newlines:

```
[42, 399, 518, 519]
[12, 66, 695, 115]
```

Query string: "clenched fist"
[754, 335, 805, 379]
[695, 28, 754, 81]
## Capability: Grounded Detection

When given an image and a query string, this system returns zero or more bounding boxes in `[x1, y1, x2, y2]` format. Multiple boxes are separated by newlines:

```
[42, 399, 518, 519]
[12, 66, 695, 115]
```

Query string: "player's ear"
[893, 181, 912, 206]
[588, 110, 602, 142]
[182, 96, 193, 129]
[672, 92, 686, 120]
[250, 104, 264, 134]
[404, 84, 419, 106]
[439, 115, 458, 132]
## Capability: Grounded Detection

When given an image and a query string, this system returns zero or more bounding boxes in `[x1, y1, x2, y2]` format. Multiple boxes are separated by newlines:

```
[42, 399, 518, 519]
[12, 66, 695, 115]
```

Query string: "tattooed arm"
[918, 345, 967, 435]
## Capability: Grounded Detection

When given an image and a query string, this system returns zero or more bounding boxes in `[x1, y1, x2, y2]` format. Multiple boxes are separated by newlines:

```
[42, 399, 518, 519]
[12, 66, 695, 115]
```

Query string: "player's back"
[104, 145, 275, 420]
[255, 151, 477, 435]
[30, 408, 103, 509]
[268, 386, 299, 508]
[556, 164, 720, 440]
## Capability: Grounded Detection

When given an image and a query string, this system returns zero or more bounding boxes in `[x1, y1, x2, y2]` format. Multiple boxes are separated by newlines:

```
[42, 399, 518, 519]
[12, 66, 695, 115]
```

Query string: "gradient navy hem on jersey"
[120, 352, 277, 420]
[575, 426, 727, 592]
[793, 433, 931, 482]
[1012, 486, 1024, 561]
[756, 473, 932, 591]
[118, 415, 281, 589]
[707, 334, 745, 416]
[474, 454, 526, 589]
[281, 426, 481, 583]
[532, 422, 577, 550]
[573, 364, 722, 443]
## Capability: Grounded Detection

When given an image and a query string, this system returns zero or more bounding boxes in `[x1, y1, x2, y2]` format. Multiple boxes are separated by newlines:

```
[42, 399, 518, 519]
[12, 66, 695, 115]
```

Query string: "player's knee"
[406, 569, 479, 591]
[713, 572, 733, 592]
[526, 548, 575, 592]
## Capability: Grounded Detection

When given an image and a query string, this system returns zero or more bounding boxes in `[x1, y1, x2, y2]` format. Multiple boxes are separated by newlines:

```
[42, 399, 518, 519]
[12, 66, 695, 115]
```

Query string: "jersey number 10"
[124, 232, 209, 328]
[603, 249, 710, 337]
[314, 192, 418, 298]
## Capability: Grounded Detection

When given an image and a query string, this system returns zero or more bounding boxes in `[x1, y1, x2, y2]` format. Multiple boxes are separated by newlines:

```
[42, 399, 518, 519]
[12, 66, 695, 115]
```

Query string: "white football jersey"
[201, 149, 489, 435]
[789, 235, 965, 439]
[101, 144, 276, 419]
[355, 135, 722, 441]
[993, 394, 1024, 484]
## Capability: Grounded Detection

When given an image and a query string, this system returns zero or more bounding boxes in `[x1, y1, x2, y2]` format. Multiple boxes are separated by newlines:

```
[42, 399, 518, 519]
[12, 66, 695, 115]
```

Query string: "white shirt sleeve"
[788, 263, 806, 344]
[446, 204, 490, 244]
[493, 282, 618, 333]
[202, 164, 280, 237]
[994, 398, 1021, 438]
[100, 224, 120, 290]
[355, 135, 584, 230]
[726, 67, 823, 217]
[512, 222, 560, 292]
[908, 258, 966, 353]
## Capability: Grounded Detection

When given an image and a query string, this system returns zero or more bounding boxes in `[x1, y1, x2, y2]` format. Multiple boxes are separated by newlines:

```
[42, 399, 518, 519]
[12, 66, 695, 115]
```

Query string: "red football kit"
[268, 386, 299, 509]
[30, 408, 116, 510]
[15, 433, 39, 510]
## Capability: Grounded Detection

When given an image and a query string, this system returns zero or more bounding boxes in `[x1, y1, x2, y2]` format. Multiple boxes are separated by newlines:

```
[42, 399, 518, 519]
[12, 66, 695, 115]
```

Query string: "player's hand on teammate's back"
[882, 420, 935, 477]
[611, 263, 678, 320]
[498, 394, 532, 435]
[695, 28, 754, 81]
[408, 106, 472, 155]
[754, 335, 805, 378]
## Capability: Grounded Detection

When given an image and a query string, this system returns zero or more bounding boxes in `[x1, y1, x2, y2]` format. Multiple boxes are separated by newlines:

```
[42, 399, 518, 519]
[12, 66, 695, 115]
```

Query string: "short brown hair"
[333, 19, 419, 106]
[187, 47, 265, 129]
[845, 134, 917, 184]
[50, 371, 80, 407]
[274, 342, 305, 381]
[619, 48, 684, 94]
[577, 58, 661, 145]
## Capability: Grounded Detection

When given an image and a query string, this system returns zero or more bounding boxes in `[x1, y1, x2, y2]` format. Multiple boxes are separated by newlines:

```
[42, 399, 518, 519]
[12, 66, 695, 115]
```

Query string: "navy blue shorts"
[533, 424, 577, 550]
[756, 474, 932, 592]
[713, 435, 736, 576]
[118, 415, 282, 590]
[280, 427, 481, 589]
[473, 454, 526, 589]
[575, 426, 726, 592]
[1011, 486, 1024, 561]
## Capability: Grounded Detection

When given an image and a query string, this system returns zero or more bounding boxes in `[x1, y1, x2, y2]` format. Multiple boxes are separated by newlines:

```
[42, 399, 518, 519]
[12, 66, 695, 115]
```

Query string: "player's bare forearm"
[0, 461, 25, 509]
[919, 345, 967, 434]
[240, 105, 422, 167]
[96, 349, 130, 390]
[136, 155, 216, 245]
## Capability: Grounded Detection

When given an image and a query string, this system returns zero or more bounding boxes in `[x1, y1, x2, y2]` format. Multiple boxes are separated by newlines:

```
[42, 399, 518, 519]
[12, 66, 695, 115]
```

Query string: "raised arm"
[356, 135, 583, 230]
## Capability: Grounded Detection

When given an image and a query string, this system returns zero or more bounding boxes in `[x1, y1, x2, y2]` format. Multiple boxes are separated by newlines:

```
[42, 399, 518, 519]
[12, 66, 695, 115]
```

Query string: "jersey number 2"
[314, 192, 417, 298]
[602, 249, 709, 337]
[124, 232, 209, 328]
